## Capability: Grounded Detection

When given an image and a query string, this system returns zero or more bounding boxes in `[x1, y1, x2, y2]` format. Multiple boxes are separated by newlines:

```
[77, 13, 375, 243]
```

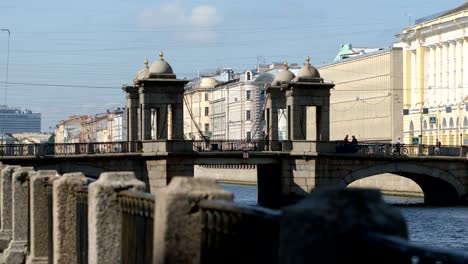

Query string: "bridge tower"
[265, 57, 335, 147]
[123, 52, 189, 141]
[265, 62, 293, 150]
[286, 56, 334, 141]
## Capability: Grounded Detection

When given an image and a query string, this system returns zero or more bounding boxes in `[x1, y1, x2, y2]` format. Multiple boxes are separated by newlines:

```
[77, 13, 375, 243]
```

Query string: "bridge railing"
[2, 140, 468, 158]
[198, 200, 280, 264]
[118, 190, 155, 264]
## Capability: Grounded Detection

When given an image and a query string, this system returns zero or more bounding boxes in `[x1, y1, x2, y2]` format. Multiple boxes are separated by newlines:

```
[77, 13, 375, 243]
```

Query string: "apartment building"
[396, 2, 468, 145]
[318, 47, 403, 142]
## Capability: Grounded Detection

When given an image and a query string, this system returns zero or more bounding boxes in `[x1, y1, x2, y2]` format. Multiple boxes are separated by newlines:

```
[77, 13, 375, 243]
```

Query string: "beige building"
[318, 48, 403, 142]
[396, 2, 468, 145]
[184, 78, 217, 140]
[55, 115, 89, 144]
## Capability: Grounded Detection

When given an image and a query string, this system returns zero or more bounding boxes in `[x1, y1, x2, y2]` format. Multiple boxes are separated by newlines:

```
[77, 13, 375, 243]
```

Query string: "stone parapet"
[4, 167, 35, 264]
[0, 166, 20, 250]
[87, 172, 146, 264]
[153, 177, 233, 264]
[26, 170, 59, 264]
[279, 186, 407, 263]
[53, 172, 88, 264]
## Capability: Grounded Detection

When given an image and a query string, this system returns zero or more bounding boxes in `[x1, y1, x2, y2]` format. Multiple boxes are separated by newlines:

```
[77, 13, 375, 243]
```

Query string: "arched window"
[464, 117, 468, 128]
[442, 118, 447, 128]
[409, 120, 414, 132]
[423, 120, 428, 130]
[449, 117, 454, 128]
[246, 71, 252, 81]
[456, 117, 459, 128]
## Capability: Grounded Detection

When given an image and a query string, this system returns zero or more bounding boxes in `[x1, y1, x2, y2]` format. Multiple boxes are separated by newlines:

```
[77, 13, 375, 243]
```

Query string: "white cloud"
[137, 2, 187, 27]
[189, 5, 222, 27]
[137, 2, 223, 42]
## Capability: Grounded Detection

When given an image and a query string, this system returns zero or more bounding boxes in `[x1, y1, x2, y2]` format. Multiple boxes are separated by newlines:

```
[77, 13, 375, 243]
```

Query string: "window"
[246, 90, 251, 100]
[246, 131, 251, 141]
[205, 93, 209, 101]
[205, 123, 209, 132]
[205, 107, 209, 116]
[246, 110, 251, 120]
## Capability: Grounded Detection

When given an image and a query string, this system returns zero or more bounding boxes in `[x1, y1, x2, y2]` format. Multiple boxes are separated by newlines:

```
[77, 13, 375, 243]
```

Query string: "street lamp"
[0, 29, 9, 146]
[1, 29, 10, 108]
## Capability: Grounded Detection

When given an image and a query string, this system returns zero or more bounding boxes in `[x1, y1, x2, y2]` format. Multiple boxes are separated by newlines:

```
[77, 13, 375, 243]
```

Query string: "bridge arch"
[341, 163, 465, 205]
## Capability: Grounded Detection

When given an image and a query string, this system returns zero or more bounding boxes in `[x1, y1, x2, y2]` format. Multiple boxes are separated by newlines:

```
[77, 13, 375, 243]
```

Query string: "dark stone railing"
[199, 200, 280, 264]
[118, 190, 155, 264]
[76, 186, 89, 264]
[46, 181, 54, 264]
[1, 167, 467, 264]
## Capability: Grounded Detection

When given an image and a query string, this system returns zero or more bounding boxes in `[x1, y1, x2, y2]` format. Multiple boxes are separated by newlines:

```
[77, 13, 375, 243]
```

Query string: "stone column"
[0, 165, 20, 250]
[318, 102, 330, 141]
[4, 167, 35, 264]
[88, 172, 145, 264]
[172, 102, 184, 140]
[141, 104, 152, 140]
[157, 105, 168, 140]
[53, 172, 88, 264]
[279, 187, 408, 263]
[26, 170, 58, 264]
[153, 177, 233, 264]
[126, 90, 139, 141]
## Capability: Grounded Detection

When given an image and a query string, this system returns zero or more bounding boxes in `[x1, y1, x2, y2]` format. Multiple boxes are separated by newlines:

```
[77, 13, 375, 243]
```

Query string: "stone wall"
[194, 164, 256, 184]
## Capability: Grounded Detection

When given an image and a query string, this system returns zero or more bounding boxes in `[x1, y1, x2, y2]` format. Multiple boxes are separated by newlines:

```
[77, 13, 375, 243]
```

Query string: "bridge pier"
[145, 156, 194, 193]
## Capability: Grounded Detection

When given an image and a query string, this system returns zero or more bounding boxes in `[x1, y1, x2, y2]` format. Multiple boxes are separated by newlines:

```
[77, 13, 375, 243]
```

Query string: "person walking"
[435, 138, 441, 155]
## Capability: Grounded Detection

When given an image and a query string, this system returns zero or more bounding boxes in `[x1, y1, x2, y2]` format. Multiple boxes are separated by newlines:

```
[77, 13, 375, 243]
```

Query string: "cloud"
[189, 5, 222, 27]
[137, 2, 223, 42]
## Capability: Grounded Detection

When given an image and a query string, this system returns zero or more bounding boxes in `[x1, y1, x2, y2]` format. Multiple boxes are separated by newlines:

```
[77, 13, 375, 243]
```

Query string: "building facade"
[184, 78, 216, 140]
[55, 108, 126, 143]
[0, 105, 41, 134]
[318, 48, 404, 142]
[397, 3, 468, 145]
[210, 70, 266, 140]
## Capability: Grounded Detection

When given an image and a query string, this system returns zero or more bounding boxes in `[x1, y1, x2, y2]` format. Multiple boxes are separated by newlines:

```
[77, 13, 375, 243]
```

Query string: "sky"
[0, 0, 465, 132]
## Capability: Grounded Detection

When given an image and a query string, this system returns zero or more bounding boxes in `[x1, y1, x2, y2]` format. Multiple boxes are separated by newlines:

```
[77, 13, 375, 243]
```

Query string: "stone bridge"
[2, 141, 468, 207]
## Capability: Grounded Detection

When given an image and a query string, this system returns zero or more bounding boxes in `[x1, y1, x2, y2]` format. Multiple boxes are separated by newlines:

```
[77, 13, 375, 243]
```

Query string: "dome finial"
[306, 56, 311, 65]
[284, 61, 289, 70]
[144, 59, 149, 68]
[159, 50, 164, 60]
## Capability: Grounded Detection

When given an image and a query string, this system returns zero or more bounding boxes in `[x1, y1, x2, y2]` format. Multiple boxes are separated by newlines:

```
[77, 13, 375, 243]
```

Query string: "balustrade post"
[87, 172, 145, 264]
[4, 167, 35, 264]
[53, 172, 88, 264]
[153, 177, 233, 264]
[278, 187, 408, 263]
[26, 170, 58, 264]
[0, 165, 20, 250]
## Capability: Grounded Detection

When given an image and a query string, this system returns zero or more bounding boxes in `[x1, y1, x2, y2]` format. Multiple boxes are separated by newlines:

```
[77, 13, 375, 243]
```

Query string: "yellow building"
[397, 3, 468, 145]
[183, 77, 217, 140]
[318, 48, 403, 142]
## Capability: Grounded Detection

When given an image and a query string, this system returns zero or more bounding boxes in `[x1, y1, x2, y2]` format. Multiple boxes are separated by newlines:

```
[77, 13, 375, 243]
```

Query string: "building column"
[318, 102, 330, 141]
[172, 102, 184, 140]
[140, 104, 152, 140]
[126, 91, 139, 141]
[157, 104, 168, 140]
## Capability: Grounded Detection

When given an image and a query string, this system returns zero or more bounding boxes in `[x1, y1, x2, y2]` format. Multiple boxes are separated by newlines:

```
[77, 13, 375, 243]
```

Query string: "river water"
[220, 184, 468, 251]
